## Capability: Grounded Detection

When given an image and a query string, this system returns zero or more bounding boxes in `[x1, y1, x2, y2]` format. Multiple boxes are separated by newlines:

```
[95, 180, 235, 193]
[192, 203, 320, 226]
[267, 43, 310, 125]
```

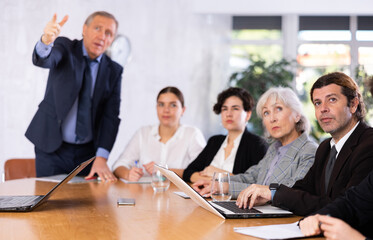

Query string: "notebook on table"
[37, 174, 99, 183]
[155, 164, 293, 219]
[0, 157, 95, 212]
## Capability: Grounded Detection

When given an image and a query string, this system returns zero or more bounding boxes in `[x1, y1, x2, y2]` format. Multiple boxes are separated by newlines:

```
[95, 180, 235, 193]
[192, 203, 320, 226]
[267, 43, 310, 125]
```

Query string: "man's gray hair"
[84, 11, 118, 31]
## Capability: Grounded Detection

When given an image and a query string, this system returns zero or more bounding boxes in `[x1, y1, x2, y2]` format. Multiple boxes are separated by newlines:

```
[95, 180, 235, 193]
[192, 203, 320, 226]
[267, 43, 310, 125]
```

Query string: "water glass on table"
[151, 164, 170, 193]
[211, 172, 232, 201]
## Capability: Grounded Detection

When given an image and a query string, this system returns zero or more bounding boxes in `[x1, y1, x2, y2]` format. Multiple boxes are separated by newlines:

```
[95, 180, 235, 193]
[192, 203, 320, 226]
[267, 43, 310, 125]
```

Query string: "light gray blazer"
[229, 132, 317, 199]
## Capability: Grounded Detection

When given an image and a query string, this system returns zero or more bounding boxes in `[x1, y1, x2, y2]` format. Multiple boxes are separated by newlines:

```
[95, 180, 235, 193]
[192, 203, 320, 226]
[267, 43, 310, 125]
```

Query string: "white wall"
[0, 0, 232, 174]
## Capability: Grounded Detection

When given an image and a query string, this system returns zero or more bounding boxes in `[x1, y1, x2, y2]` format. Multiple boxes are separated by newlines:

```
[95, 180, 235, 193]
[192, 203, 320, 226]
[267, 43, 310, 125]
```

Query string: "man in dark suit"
[26, 11, 123, 182]
[299, 76, 373, 240]
[235, 72, 373, 216]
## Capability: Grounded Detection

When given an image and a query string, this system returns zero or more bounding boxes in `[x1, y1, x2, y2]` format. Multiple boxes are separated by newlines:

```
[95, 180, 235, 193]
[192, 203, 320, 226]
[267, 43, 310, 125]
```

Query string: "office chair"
[3, 158, 36, 181]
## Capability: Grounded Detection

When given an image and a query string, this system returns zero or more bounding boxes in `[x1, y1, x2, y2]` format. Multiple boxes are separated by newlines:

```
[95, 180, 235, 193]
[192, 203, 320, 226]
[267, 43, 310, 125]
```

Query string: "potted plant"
[229, 56, 294, 135]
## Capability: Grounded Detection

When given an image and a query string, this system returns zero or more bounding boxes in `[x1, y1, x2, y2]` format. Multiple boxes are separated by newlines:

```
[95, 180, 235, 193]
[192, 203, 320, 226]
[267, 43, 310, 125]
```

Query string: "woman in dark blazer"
[183, 87, 268, 183]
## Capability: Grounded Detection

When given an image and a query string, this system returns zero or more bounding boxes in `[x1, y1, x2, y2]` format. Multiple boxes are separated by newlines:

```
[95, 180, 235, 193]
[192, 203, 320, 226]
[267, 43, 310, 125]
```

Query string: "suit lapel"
[326, 122, 366, 194]
[54, 40, 84, 121]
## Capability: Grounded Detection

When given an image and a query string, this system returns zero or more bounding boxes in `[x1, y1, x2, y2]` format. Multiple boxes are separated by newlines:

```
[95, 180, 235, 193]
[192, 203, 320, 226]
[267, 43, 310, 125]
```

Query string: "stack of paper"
[234, 222, 305, 240]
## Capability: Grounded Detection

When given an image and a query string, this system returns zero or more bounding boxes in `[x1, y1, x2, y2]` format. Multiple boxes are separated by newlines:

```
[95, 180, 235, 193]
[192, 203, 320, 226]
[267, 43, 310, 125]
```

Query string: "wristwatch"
[269, 183, 280, 202]
[269, 183, 280, 190]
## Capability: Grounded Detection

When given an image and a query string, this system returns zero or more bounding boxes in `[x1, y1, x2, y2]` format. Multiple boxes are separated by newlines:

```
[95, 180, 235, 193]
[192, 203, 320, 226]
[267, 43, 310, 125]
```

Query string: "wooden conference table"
[0, 179, 325, 240]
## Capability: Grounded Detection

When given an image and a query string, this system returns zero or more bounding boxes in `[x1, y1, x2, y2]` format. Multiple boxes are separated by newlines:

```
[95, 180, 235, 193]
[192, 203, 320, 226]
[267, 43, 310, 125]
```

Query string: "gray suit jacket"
[230, 132, 317, 199]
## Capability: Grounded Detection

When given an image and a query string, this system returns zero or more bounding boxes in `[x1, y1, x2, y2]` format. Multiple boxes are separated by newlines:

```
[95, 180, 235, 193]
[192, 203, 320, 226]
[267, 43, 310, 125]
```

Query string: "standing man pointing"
[26, 11, 123, 182]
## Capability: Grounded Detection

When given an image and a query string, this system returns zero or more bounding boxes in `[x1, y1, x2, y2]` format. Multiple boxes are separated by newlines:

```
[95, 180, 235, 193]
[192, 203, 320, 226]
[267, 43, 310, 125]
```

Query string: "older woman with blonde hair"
[194, 87, 317, 199]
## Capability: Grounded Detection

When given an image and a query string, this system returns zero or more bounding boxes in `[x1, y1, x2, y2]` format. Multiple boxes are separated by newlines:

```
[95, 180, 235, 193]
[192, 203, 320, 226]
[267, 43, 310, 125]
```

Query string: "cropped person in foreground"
[299, 168, 373, 239]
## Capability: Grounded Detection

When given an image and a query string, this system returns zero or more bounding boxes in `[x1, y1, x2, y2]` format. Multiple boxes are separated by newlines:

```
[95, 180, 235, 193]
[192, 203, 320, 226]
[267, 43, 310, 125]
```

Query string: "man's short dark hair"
[310, 72, 365, 121]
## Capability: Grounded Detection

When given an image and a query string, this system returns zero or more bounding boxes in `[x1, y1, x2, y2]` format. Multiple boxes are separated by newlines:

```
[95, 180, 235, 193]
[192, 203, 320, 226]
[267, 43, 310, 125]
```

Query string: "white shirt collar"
[151, 124, 183, 142]
[222, 131, 244, 148]
[330, 121, 359, 156]
[82, 42, 103, 62]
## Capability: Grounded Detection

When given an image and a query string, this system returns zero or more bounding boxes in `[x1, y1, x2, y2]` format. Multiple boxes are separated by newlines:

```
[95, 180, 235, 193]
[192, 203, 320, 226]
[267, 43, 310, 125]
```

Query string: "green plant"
[355, 65, 373, 122]
[229, 56, 294, 135]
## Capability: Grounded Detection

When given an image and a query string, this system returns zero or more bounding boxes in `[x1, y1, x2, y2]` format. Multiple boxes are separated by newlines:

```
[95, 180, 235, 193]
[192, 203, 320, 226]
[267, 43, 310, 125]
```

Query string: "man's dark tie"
[325, 145, 337, 191]
[75, 57, 93, 142]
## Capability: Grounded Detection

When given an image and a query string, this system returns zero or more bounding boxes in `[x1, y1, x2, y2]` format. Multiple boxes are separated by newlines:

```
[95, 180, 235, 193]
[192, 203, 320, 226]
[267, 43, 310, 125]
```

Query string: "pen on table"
[134, 160, 140, 168]
[85, 176, 97, 181]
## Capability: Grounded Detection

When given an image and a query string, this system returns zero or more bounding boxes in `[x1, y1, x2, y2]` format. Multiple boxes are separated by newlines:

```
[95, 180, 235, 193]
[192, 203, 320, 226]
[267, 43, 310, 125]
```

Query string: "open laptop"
[0, 157, 95, 212]
[155, 165, 293, 219]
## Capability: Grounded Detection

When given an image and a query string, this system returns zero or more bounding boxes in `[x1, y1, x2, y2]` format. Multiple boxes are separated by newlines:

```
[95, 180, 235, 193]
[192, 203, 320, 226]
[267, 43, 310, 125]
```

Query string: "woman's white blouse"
[210, 131, 244, 173]
[112, 124, 206, 176]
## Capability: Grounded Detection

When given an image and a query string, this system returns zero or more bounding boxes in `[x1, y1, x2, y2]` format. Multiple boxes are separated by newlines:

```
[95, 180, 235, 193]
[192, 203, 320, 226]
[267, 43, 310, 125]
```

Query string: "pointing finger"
[59, 15, 69, 27]
[51, 13, 57, 23]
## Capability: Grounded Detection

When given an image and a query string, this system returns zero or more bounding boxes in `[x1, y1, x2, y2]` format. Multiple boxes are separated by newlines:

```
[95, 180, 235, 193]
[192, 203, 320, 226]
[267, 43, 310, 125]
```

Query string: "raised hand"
[41, 13, 69, 45]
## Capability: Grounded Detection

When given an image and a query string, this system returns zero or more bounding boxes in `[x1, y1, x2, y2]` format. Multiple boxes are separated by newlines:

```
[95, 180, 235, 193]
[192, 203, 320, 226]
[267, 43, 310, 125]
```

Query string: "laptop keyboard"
[213, 201, 261, 213]
[0, 195, 43, 208]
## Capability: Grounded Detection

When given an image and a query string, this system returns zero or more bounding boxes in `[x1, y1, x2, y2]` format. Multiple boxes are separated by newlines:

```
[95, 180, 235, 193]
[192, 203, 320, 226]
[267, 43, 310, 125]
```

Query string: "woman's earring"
[296, 116, 301, 123]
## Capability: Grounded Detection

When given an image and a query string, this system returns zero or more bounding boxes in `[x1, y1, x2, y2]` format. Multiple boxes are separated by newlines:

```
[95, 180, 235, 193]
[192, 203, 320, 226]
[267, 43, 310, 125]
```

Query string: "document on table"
[120, 176, 152, 184]
[37, 175, 98, 183]
[234, 222, 305, 240]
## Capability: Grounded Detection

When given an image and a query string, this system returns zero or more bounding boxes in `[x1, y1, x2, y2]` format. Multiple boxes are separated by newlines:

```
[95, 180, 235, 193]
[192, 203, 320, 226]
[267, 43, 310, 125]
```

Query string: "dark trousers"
[35, 141, 95, 177]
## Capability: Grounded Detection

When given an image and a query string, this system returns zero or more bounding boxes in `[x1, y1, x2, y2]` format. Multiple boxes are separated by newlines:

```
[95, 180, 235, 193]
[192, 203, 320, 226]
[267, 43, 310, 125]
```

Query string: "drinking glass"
[151, 165, 170, 193]
[211, 172, 232, 201]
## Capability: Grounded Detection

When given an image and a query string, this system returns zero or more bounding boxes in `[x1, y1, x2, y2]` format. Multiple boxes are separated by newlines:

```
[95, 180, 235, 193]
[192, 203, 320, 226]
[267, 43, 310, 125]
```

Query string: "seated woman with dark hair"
[194, 87, 317, 200]
[113, 86, 206, 181]
[182, 87, 269, 183]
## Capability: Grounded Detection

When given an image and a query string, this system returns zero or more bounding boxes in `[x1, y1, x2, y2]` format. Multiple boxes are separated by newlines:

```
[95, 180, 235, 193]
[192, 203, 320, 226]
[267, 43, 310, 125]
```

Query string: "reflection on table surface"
[0, 179, 325, 240]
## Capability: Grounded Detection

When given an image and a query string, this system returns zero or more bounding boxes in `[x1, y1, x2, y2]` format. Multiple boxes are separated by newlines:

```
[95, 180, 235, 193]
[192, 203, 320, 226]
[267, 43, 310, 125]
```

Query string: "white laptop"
[155, 165, 293, 219]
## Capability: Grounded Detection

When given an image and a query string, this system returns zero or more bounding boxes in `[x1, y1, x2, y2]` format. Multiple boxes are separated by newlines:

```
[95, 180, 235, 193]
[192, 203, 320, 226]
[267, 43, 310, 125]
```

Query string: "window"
[357, 16, 373, 41]
[357, 17, 373, 74]
[229, 15, 373, 139]
[299, 16, 351, 41]
[230, 16, 283, 72]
